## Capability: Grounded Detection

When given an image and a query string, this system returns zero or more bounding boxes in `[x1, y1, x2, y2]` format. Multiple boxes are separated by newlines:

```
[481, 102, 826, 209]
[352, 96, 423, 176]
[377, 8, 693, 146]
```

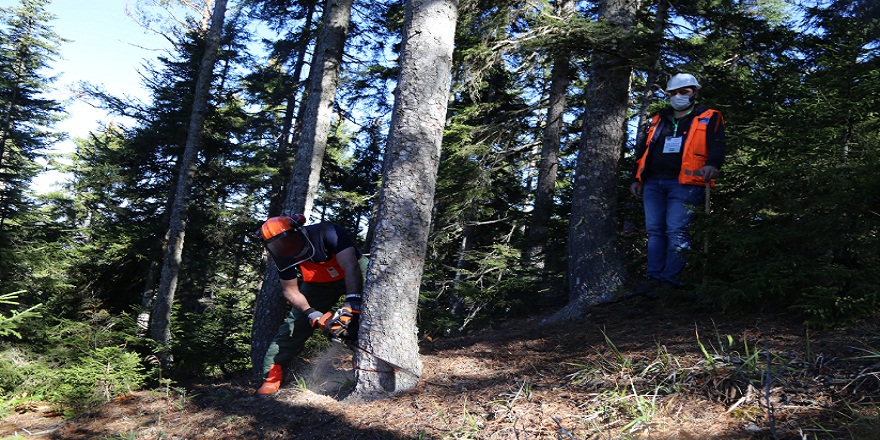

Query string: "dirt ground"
[3, 295, 880, 439]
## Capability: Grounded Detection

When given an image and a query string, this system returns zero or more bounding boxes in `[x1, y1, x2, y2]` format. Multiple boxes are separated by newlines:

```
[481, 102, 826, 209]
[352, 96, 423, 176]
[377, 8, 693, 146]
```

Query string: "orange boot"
[257, 364, 283, 395]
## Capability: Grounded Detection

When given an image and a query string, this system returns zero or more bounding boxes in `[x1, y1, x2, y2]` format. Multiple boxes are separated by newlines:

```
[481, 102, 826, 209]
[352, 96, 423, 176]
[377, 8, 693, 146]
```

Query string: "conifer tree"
[250, 0, 354, 373]
[150, 0, 229, 356]
[695, 0, 880, 323]
[0, 0, 63, 290]
[424, 0, 559, 331]
[282, 0, 354, 220]
[349, 0, 459, 400]
[556, 0, 641, 320]
[242, 0, 319, 216]
[529, 0, 576, 271]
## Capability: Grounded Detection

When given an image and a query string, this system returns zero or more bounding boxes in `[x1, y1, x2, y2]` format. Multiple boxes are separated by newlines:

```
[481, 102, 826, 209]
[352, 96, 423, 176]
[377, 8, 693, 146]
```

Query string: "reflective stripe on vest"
[636, 108, 720, 187]
[299, 255, 346, 283]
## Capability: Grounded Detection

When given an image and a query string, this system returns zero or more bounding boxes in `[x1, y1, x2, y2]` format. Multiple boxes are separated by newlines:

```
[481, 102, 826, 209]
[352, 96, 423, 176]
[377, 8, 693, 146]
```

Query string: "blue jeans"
[642, 179, 704, 285]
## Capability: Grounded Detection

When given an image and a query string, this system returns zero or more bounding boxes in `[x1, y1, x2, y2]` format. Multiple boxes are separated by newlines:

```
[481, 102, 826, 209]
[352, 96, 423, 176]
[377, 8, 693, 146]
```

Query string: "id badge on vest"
[663, 136, 683, 153]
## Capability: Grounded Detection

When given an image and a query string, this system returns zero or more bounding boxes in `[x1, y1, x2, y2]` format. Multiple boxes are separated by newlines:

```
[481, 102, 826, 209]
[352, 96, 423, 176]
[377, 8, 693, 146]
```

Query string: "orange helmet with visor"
[259, 215, 313, 272]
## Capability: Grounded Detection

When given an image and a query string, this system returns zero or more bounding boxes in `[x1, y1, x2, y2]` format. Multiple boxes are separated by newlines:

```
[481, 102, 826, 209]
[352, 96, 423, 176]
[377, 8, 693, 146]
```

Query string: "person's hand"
[700, 165, 719, 181]
[325, 305, 359, 340]
[305, 308, 331, 329]
[342, 293, 362, 313]
[629, 181, 643, 198]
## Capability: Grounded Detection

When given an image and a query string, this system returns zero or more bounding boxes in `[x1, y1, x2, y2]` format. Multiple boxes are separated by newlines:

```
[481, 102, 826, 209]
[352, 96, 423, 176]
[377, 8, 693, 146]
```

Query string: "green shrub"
[0, 348, 26, 395]
[691, 155, 880, 326]
[47, 346, 146, 414]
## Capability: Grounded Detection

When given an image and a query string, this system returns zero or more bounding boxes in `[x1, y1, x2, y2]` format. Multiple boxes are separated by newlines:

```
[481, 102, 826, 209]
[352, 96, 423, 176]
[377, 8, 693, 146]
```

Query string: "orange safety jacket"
[635, 108, 722, 187]
[299, 256, 346, 283]
[278, 221, 360, 284]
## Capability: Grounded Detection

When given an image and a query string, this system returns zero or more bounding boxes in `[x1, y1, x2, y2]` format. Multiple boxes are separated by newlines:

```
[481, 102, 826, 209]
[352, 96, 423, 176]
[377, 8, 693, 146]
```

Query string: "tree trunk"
[347, 0, 459, 401]
[450, 221, 474, 321]
[250, 0, 353, 374]
[137, 258, 160, 335]
[551, 0, 640, 322]
[269, 0, 317, 216]
[149, 0, 228, 356]
[634, 0, 668, 149]
[528, 0, 575, 270]
[283, 0, 354, 220]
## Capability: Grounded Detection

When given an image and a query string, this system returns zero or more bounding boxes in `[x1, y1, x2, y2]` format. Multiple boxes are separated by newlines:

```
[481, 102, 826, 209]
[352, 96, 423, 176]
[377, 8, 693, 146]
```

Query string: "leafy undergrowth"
[3, 296, 880, 439]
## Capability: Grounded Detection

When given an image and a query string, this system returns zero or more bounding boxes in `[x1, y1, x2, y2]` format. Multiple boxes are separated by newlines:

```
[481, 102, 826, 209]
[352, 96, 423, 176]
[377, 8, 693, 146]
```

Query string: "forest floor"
[3, 292, 880, 439]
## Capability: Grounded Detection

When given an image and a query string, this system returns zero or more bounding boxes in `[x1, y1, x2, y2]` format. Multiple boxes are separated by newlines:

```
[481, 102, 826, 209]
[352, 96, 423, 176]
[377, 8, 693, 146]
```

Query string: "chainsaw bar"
[330, 338, 421, 378]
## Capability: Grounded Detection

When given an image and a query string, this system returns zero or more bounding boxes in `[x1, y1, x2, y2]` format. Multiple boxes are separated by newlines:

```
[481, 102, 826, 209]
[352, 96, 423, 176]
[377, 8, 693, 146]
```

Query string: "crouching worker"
[256, 214, 363, 395]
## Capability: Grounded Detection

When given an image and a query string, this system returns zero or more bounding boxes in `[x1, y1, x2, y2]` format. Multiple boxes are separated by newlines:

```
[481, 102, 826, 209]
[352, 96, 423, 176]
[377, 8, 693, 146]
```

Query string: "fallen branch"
[552, 416, 576, 440]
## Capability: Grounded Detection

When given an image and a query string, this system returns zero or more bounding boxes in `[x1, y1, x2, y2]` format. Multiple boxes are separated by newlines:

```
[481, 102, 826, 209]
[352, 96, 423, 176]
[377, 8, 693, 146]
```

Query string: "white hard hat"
[666, 73, 701, 91]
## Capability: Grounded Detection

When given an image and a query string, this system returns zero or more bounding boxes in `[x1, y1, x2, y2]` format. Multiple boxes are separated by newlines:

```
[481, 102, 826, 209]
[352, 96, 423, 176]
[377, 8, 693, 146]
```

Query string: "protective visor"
[264, 229, 315, 272]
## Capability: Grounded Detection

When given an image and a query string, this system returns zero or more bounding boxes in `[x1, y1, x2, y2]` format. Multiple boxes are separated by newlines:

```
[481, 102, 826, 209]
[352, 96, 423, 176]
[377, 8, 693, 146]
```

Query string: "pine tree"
[69, 3, 264, 373]
[424, 0, 563, 332]
[242, 0, 320, 216]
[282, 0, 354, 219]
[529, 0, 576, 271]
[696, 0, 880, 324]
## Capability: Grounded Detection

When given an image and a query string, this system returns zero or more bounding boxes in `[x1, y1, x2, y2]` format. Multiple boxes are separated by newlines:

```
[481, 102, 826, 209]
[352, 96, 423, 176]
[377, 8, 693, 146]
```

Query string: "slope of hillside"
[4, 296, 880, 439]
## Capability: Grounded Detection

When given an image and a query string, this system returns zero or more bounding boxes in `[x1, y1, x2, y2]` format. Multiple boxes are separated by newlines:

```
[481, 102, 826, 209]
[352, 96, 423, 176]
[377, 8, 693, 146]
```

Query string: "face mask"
[670, 94, 694, 111]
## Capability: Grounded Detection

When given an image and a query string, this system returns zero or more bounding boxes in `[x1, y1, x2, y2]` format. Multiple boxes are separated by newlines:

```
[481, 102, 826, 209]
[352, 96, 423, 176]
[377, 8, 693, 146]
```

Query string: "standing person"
[630, 73, 726, 296]
[255, 214, 364, 395]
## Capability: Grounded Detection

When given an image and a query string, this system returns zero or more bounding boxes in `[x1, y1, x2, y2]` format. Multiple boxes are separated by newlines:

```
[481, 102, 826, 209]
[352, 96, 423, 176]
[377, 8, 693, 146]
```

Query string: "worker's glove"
[325, 303, 360, 341]
[305, 308, 332, 329]
[342, 293, 362, 313]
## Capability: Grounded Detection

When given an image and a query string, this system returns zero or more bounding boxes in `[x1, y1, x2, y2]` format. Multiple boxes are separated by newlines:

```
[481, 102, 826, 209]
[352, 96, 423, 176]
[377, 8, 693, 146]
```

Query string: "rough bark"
[551, 0, 640, 322]
[347, 0, 459, 401]
[149, 0, 228, 355]
[528, 0, 576, 270]
[250, 0, 353, 374]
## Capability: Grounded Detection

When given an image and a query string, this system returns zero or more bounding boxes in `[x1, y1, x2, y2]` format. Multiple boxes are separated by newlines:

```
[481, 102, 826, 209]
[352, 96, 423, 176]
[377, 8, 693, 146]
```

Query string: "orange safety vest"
[635, 108, 722, 187]
[299, 255, 346, 283]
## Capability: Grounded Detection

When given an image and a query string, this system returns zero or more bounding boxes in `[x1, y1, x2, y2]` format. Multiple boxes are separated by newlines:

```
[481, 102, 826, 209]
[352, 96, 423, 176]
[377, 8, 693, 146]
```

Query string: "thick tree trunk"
[347, 0, 459, 401]
[250, 0, 353, 375]
[249, 260, 287, 376]
[551, 0, 640, 322]
[528, 0, 575, 270]
[138, 207, 172, 336]
[149, 0, 228, 356]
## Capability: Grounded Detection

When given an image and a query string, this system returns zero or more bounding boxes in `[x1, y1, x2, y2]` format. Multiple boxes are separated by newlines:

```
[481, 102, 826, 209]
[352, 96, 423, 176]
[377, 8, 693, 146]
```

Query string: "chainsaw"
[318, 311, 420, 378]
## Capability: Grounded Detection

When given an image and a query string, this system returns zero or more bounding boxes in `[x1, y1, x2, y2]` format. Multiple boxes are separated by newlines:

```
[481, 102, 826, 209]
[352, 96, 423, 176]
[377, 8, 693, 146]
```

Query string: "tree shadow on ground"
[51, 298, 880, 439]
